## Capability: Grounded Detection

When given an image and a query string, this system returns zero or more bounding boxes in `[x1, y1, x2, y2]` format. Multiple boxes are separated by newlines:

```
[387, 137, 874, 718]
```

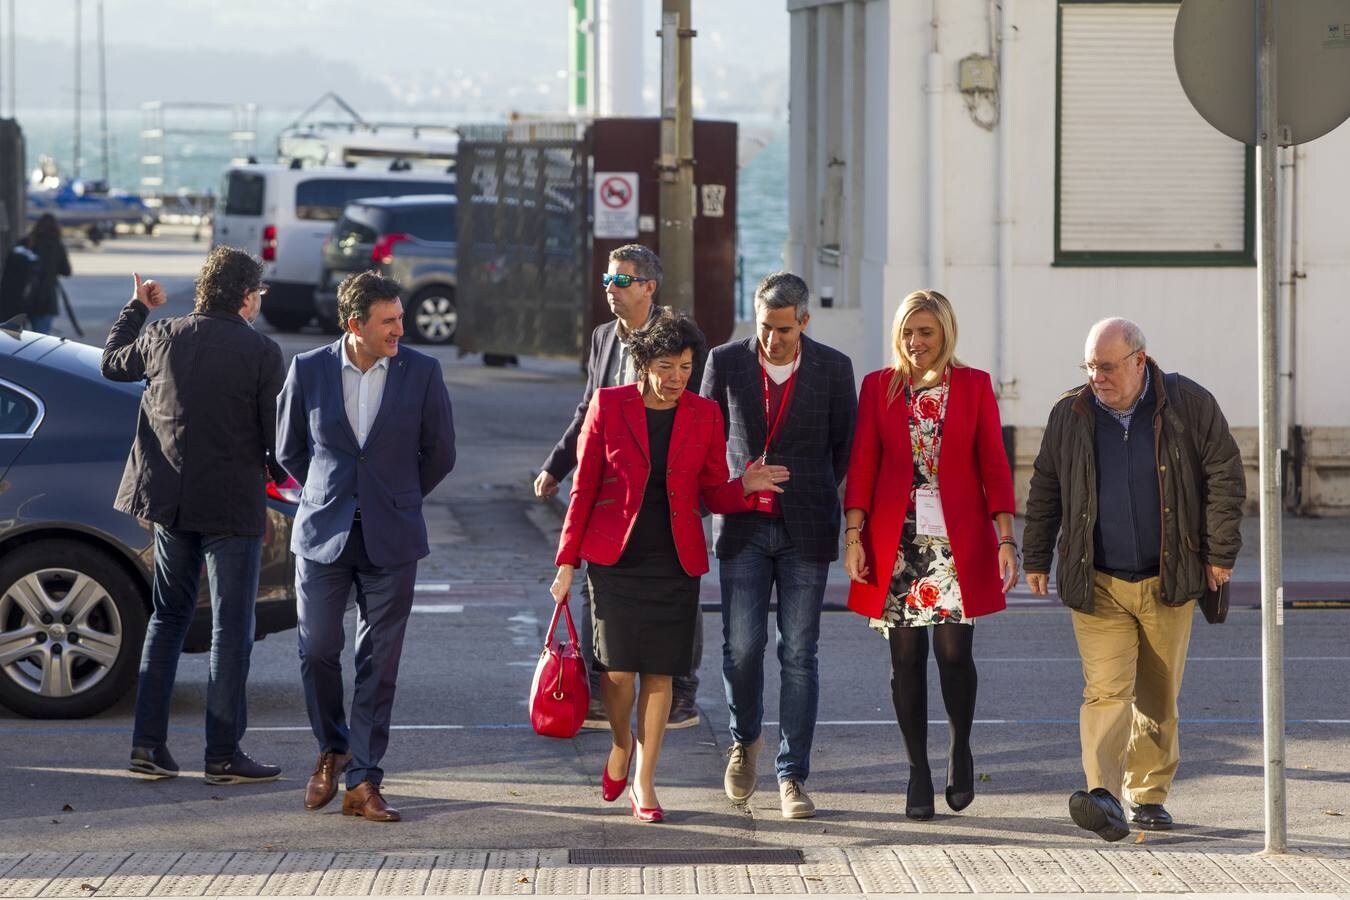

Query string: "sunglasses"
[601, 273, 652, 289]
[252, 283, 270, 297]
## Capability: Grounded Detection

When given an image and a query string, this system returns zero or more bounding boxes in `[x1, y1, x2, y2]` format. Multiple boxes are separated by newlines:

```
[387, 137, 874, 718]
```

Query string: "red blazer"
[556, 385, 754, 575]
[843, 366, 1015, 619]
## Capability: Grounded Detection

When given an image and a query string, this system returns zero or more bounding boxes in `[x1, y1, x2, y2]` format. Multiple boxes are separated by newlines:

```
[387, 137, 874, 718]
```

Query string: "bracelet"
[844, 539, 862, 548]
[844, 526, 862, 534]
[998, 537, 1017, 547]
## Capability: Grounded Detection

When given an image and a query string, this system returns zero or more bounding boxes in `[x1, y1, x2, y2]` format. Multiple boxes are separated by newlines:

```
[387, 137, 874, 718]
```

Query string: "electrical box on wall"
[958, 54, 997, 93]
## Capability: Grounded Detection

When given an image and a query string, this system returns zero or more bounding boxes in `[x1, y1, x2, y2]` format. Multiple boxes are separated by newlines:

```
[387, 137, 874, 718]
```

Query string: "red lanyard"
[908, 367, 950, 476]
[759, 344, 800, 462]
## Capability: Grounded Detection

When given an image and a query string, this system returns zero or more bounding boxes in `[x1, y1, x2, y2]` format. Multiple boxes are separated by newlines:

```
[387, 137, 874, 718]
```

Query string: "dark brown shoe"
[342, 781, 401, 822]
[304, 751, 351, 811]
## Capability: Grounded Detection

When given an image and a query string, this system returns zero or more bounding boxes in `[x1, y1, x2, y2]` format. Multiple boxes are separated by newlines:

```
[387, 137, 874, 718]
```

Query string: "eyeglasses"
[1079, 349, 1142, 376]
[252, 284, 270, 297]
[601, 273, 652, 289]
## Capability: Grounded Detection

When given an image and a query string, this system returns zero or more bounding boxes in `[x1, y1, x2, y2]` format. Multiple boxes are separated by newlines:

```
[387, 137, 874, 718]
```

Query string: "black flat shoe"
[905, 767, 935, 821]
[1069, 788, 1130, 842]
[945, 746, 974, 812]
[1131, 803, 1174, 830]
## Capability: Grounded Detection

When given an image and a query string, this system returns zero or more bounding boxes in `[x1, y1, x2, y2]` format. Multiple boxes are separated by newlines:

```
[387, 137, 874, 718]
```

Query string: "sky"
[3, 0, 791, 117]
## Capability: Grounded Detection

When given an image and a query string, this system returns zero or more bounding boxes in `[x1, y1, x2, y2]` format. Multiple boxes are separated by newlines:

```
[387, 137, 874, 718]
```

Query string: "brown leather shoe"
[303, 751, 351, 811]
[342, 781, 401, 822]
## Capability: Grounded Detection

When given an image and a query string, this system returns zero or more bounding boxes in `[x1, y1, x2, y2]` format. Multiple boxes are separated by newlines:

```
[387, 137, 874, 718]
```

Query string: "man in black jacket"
[534, 243, 706, 730]
[1024, 317, 1244, 841]
[102, 246, 286, 785]
[701, 272, 857, 818]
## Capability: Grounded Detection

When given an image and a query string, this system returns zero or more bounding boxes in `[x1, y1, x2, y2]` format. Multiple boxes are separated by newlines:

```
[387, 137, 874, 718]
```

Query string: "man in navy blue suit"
[276, 271, 455, 822]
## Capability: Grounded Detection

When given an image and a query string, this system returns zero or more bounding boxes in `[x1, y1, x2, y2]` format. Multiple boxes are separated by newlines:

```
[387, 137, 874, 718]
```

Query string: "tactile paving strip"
[98, 851, 182, 897]
[641, 865, 698, 894]
[1099, 850, 1189, 893]
[943, 848, 1026, 894]
[1149, 850, 1240, 892]
[206, 851, 282, 897]
[148, 851, 232, 897]
[1045, 848, 1134, 892]
[695, 864, 751, 895]
[589, 865, 642, 894]
[480, 850, 538, 895]
[1269, 854, 1350, 893]
[531, 865, 586, 895]
[38, 852, 129, 898]
[1, 854, 84, 899]
[850, 848, 916, 894]
[1206, 852, 1299, 892]
[896, 847, 971, 893]
[997, 848, 1080, 893]
[259, 851, 334, 897]
[372, 852, 437, 896]
[424, 850, 489, 895]
[748, 871, 808, 894]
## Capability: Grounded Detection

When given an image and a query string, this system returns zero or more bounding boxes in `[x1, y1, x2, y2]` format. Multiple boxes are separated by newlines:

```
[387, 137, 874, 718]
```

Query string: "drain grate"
[570, 848, 804, 866]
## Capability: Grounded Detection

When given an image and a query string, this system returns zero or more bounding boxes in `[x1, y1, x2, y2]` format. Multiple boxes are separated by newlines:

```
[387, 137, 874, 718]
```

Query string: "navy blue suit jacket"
[701, 334, 857, 563]
[276, 338, 455, 567]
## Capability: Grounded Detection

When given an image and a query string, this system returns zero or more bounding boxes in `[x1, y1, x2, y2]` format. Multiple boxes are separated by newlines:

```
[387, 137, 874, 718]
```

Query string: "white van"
[212, 163, 455, 331]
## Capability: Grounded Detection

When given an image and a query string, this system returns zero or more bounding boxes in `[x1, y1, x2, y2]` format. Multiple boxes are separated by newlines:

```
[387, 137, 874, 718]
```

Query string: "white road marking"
[409, 604, 464, 613]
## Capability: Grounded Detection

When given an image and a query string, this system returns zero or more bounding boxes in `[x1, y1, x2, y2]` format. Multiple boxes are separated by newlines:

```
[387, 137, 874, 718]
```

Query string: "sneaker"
[779, 778, 816, 818]
[204, 750, 282, 785]
[582, 691, 610, 730]
[724, 735, 763, 802]
[666, 696, 701, 729]
[129, 746, 179, 779]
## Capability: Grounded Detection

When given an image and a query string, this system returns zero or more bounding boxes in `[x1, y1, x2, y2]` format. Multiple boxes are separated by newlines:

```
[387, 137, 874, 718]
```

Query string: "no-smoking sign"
[594, 171, 639, 238]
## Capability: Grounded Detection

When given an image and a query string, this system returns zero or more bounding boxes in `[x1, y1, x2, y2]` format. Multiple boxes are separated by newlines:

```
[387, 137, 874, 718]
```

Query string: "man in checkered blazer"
[700, 272, 857, 819]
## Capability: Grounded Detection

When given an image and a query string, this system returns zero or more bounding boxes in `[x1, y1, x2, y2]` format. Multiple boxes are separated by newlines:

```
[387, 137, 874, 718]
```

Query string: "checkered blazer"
[700, 334, 857, 563]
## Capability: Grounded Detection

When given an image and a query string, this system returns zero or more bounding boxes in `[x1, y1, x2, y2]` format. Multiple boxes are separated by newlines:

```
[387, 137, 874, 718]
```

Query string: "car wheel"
[0, 541, 147, 718]
[261, 308, 314, 332]
[408, 288, 458, 345]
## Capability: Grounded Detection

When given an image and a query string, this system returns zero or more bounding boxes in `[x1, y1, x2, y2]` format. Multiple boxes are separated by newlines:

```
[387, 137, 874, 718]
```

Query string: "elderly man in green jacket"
[1023, 317, 1244, 842]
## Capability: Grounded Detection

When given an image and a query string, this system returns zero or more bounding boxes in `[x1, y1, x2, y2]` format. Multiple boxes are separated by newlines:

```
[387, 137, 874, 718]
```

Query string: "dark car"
[0, 326, 298, 719]
[315, 195, 458, 345]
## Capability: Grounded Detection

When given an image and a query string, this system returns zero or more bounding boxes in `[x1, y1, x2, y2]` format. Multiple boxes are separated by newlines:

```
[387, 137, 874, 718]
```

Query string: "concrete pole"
[597, 0, 644, 117]
[1255, 0, 1287, 856]
[658, 0, 695, 315]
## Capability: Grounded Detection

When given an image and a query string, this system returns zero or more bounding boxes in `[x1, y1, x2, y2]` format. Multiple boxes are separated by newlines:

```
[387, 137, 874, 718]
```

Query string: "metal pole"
[6, 0, 13, 117]
[98, 0, 109, 184]
[1255, 0, 1287, 855]
[658, 0, 695, 315]
[73, 0, 82, 179]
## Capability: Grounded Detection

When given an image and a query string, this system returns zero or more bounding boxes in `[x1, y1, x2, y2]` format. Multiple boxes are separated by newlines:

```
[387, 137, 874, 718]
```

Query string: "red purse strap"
[544, 601, 581, 650]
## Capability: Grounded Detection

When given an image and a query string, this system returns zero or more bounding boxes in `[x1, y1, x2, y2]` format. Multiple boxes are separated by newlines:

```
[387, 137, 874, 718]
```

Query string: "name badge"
[755, 492, 777, 511]
[914, 487, 948, 538]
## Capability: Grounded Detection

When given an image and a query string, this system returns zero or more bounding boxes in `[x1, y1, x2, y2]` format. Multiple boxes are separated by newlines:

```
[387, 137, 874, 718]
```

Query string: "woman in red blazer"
[842, 290, 1018, 821]
[550, 315, 785, 822]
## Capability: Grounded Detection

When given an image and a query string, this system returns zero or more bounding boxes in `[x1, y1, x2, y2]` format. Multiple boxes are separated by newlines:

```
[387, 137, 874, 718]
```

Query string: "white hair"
[1086, 317, 1146, 354]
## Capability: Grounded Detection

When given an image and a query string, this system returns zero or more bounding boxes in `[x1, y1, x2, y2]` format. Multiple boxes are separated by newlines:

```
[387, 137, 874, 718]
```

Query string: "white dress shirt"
[341, 340, 390, 448]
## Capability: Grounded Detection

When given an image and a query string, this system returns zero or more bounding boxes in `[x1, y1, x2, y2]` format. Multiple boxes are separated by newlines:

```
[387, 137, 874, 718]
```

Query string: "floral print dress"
[869, 381, 970, 635]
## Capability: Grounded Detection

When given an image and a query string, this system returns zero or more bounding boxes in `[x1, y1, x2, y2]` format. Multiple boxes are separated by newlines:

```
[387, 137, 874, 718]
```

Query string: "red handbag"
[529, 602, 591, 738]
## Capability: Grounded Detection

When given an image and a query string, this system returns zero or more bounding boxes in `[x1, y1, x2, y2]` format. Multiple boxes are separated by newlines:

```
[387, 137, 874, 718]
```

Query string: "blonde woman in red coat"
[841, 290, 1018, 821]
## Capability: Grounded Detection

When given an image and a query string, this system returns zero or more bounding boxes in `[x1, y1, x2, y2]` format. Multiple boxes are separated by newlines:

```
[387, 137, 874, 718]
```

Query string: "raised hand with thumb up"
[132, 272, 167, 309]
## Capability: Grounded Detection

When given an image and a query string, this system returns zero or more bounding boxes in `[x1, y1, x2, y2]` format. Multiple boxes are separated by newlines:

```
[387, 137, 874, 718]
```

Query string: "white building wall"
[787, 0, 1350, 513]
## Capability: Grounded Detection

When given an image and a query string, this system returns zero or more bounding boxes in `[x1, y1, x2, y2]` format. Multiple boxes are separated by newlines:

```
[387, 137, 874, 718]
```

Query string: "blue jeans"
[132, 526, 263, 762]
[27, 314, 55, 333]
[719, 516, 829, 782]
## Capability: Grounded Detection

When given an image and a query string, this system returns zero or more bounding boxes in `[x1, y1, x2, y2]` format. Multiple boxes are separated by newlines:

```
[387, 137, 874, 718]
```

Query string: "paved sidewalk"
[3, 845, 1349, 897]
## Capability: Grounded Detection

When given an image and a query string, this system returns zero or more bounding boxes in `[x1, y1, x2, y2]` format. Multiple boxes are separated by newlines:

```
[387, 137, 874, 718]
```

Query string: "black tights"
[887, 624, 977, 773]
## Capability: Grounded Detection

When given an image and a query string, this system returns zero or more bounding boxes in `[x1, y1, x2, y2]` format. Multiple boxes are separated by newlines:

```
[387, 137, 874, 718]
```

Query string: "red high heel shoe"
[629, 787, 665, 823]
[601, 747, 632, 803]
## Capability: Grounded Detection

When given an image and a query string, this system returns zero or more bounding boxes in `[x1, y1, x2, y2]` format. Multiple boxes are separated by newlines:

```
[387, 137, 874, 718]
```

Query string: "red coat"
[843, 366, 1015, 619]
[556, 385, 753, 574]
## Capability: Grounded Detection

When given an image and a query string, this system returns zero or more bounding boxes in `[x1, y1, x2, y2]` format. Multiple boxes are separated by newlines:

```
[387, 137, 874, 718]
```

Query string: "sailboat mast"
[98, 0, 109, 183]
[73, 0, 82, 179]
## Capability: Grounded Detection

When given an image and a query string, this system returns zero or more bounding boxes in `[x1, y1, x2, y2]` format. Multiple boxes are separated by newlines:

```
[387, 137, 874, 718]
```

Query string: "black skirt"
[587, 563, 699, 676]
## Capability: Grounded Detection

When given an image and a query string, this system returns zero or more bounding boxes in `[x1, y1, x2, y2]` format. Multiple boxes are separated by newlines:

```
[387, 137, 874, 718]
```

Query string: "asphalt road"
[4, 230, 1345, 857]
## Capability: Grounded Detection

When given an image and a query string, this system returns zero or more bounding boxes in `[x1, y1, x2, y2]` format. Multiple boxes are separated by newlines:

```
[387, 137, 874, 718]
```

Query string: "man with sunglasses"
[535, 243, 707, 730]
[102, 246, 286, 784]
[1023, 317, 1244, 841]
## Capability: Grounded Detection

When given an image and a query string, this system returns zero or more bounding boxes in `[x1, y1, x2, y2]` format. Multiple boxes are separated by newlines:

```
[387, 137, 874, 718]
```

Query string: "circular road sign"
[1175, 0, 1350, 145]
[599, 176, 634, 209]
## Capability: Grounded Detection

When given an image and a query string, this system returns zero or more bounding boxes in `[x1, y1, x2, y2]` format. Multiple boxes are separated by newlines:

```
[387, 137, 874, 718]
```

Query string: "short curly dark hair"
[194, 246, 263, 314]
[337, 271, 404, 330]
[626, 312, 703, 374]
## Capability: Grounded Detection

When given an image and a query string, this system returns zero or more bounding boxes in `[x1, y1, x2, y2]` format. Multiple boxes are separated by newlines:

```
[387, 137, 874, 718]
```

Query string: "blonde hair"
[887, 289, 963, 402]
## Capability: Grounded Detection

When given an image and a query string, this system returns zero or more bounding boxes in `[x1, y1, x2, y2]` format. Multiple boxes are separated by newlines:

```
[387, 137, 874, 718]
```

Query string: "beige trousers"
[1070, 571, 1196, 805]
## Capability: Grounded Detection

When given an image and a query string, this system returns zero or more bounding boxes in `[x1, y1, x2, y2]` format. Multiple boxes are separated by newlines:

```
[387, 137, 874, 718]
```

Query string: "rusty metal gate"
[454, 125, 589, 359]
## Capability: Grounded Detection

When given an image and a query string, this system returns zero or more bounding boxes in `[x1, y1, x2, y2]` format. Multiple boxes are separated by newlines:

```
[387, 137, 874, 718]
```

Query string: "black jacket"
[101, 300, 287, 535]
[1023, 360, 1245, 611]
[541, 305, 707, 481]
[700, 334, 858, 563]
